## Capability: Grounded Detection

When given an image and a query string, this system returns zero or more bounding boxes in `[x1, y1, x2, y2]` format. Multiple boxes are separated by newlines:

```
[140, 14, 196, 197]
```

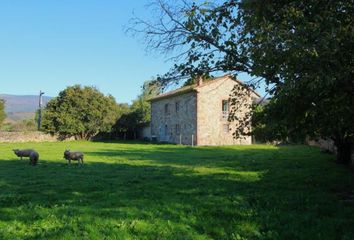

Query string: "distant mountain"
[0, 94, 52, 121]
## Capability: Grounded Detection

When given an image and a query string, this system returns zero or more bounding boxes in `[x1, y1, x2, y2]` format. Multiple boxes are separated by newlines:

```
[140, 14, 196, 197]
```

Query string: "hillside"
[0, 94, 52, 121]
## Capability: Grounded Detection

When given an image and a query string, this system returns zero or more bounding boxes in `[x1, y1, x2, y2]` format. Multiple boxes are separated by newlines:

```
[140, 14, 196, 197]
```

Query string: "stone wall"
[197, 78, 254, 145]
[307, 138, 336, 152]
[150, 77, 258, 146]
[150, 92, 197, 145]
[0, 131, 58, 142]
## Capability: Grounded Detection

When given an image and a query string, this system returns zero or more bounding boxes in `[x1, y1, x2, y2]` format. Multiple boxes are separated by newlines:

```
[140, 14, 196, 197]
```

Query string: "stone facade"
[149, 75, 260, 146]
[150, 92, 197, 145]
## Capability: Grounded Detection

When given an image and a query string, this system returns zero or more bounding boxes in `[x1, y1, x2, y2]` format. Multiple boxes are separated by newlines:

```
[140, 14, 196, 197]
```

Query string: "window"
[164, 103, 169, 115]
[222, 100, 229, 119]
[175, 101, 180, 113]
[185, 99, 190, 114]
[175, 124, 181, 135]
[164, 124, 168, 136]
[223, 124, 230, 133]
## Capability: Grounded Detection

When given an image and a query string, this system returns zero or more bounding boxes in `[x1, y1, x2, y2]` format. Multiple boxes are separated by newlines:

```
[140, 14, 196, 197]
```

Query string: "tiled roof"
[147, 85, 196, 102]
[148, 74, 260, 102]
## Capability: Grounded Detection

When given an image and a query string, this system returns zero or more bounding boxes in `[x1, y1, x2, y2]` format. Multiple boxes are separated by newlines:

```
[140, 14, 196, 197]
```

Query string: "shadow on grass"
[0, 159, 257, 239]
[0, 145, 353, 239]
[87, 145, 321, 171]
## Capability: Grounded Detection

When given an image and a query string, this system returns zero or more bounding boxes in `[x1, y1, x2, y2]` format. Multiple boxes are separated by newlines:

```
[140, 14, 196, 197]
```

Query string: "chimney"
[196, 76, 203, 86]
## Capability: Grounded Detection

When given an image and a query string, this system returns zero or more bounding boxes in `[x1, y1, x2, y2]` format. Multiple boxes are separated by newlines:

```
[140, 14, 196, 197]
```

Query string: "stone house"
[148, 75, 260, 146]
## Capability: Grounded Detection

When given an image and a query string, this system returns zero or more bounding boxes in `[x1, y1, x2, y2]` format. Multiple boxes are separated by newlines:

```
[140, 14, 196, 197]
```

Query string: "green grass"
[0, 141, 353, 239]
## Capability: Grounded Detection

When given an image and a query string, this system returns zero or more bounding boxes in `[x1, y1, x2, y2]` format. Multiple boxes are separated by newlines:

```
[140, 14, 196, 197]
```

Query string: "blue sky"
[0, 1, 261, 103]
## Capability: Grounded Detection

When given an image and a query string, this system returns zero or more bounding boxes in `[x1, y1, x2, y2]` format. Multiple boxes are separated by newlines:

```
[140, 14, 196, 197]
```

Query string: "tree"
[182, 74, 213, 87]
[113, 80, 162, 139]
[130, 0, 354, 164]
[131, 80, 163, 123]
[0, 99, 5, 127]
[42, 85, 119, 140]
[240, 0, 354, 163]
[128, 1, 252, 83]
[113, 111, 141, 140]
[116, 103, 131, 120]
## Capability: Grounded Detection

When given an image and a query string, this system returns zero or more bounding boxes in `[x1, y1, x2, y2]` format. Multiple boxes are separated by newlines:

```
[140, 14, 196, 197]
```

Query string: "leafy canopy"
[113, 80, 162, 138]
[131, 0, 354, 164]
[242, 0, 354, 163]
[42, 85, 119, 140]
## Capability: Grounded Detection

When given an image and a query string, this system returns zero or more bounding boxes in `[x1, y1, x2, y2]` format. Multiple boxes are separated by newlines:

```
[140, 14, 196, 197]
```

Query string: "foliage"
[1, 119, 37, 132]
[241, 0, 354, 163]
[42, 85, 119, 140]
[116, 103, 131, 120]
[0, 99, 6, 127]
[1, 111, 37, 132]
[182, 74, 213, 87]
[0, 142, 354, 239]
[228, 83, 254, 140]
[251, 104, 284, 143]
[130, 0, 354, 164]
[113, 80, 162, 139]
[131, 79, 163, 123]
[128, 1, 253, 83]
[113, 111, 141, 139]
[34, 109, 40, 130]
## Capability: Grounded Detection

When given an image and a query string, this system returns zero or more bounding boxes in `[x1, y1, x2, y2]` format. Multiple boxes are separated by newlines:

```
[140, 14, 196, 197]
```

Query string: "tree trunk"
[335, 137, 352, 165]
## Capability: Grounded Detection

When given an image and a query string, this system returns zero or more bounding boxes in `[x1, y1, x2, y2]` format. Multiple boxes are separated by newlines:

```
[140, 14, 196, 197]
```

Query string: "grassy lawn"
[0, 141, 353, 239]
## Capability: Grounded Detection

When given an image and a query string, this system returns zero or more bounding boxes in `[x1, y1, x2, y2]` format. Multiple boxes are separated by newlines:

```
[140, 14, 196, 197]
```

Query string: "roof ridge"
[148, 74, 260, 102]
[147, 85, 195, 102]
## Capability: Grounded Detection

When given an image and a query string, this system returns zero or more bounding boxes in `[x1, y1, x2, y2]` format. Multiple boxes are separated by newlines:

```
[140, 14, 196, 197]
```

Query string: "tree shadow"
[0, 145, 353, 239]
[87, 145, 318, 172]
[0, 159, 259, 239]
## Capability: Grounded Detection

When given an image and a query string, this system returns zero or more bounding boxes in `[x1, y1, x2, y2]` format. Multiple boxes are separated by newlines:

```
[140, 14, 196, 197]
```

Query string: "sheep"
[29, 151, 39, 166]
[63, 150, 84, 165]
[13, 149, 35, 160]
[12, 149, 39, 166]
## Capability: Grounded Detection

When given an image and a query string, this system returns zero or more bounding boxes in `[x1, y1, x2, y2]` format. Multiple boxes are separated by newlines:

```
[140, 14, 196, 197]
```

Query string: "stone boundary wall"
[307, 138, 354, 164]
[307, 138, 336, 152]
[0, 131, 58, 142]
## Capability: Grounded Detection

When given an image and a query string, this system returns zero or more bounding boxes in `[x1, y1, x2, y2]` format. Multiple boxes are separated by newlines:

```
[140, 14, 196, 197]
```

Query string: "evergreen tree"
[42, 85, 119, 140]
